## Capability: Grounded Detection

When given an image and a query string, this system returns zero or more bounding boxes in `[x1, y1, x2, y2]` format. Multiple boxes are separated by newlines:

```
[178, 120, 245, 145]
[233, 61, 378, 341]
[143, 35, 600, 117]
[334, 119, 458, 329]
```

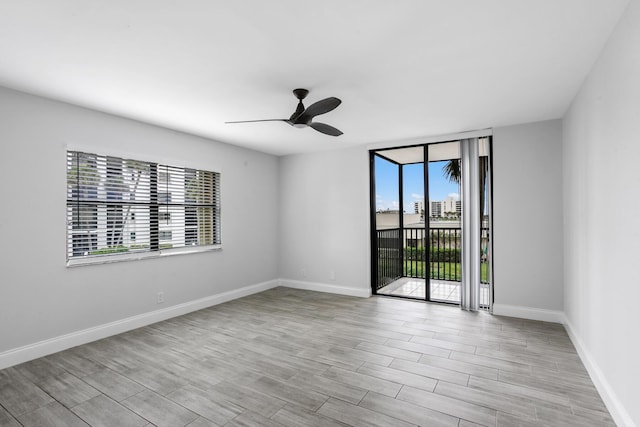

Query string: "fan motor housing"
[293, 88, 309, 100]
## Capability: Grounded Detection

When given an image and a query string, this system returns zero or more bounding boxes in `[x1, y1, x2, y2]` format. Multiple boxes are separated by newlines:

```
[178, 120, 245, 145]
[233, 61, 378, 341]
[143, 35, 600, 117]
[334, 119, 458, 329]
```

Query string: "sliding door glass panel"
[373, 155, 402, 293]
[400, 162, 425, 299]
[428, 142, 461, 303]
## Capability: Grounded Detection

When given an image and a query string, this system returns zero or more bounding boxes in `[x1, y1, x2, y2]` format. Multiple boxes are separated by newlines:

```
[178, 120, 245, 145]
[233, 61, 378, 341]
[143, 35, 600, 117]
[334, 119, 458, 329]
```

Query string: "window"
[158, 192, 172, 204]
[66, 151, 221, 265]
[159, 230, 173, 241]
[185, 228, 197, 246]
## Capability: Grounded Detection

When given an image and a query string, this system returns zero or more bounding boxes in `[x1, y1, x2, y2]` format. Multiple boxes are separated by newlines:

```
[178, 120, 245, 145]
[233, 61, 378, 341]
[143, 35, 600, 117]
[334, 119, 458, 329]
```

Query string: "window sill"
[66, 244, 222, 267]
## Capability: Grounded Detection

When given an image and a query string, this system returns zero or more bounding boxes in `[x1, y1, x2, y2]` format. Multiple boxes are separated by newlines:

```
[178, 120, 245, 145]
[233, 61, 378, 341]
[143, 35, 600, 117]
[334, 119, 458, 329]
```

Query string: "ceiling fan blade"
[301, 97, 341, 119]
[309, 122, 343, 136]
[225, 119, 289, 124]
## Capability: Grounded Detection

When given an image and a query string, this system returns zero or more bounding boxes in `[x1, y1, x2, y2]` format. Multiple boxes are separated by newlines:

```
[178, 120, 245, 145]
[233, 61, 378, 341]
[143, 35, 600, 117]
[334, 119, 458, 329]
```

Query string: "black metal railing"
[375, 226, 489, 291]
[376, 228, 403, 290]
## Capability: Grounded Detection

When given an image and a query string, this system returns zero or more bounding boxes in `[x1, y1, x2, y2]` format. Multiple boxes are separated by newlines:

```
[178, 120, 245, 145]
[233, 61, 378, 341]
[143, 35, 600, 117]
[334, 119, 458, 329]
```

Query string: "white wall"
[492, 120, 565, 317]
[279, 146, 371, 296]
[279, 124, 564, 311]
[0, 86, 280, 358]
[563, 0, 640, 425]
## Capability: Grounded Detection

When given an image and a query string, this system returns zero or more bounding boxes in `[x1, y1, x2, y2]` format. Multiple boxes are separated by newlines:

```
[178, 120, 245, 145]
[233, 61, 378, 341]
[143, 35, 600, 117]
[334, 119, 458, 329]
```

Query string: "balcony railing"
[375, 226, 489, 291]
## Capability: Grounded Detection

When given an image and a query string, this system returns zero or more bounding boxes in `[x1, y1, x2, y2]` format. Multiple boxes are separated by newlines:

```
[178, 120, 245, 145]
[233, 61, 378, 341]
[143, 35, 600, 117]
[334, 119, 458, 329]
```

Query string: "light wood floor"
[0, 287, 615, 426]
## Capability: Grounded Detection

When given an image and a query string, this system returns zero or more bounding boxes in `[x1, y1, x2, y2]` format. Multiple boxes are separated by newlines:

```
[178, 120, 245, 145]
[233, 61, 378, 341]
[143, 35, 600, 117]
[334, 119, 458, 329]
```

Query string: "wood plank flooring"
[0, 287, 615, 426]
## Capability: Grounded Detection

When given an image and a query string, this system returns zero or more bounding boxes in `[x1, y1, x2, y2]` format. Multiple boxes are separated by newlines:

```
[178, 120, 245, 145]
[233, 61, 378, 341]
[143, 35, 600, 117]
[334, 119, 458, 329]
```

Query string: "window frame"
[66, 149, 221, 267]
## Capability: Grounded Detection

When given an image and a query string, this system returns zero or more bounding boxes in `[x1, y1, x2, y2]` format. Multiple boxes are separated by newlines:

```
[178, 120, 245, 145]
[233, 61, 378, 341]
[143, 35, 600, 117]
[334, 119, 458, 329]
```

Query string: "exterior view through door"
[370, 137, 493, 311]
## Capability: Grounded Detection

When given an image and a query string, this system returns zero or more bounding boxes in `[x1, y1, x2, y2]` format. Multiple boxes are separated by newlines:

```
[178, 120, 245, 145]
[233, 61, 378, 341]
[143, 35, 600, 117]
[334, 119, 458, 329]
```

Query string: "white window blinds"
[66, 151, 220, 265]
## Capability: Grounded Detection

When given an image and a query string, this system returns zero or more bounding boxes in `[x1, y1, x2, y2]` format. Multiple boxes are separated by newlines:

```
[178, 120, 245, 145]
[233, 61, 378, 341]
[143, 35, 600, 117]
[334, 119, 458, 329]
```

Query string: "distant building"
[376, 196, 462, 228]
[429, 200, 442, 218]
[413, 200, 424, 215]
[442, 196, 461, 217]
[375, 213, 422, 230]
[429, 196, 461, 219]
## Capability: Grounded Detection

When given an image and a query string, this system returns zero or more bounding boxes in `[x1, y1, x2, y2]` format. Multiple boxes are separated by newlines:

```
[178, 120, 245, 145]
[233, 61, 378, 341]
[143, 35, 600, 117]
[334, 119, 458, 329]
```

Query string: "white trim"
[0, 279, 371, 369]
[492, 303, 564, 323]
[0, 279, 279, 370]
[366, 128, 493, 151]
[2, 279, 633, 427]
[279, 279, 371, 298]
[563, 317, 636, 427]
[492, 305, 635, 426]
[0, 278, 370, 370]
[66, 245, 222, 267]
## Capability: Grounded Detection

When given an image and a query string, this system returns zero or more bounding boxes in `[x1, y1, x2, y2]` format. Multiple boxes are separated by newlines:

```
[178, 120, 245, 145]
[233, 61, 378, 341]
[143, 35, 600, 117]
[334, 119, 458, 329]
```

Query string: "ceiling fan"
[225, 88, 343, 136]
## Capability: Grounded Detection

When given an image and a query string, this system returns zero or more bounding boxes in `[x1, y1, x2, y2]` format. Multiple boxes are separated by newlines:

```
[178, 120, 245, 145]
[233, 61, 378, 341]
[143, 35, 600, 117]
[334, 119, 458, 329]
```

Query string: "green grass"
[90, 243, 173, 255]
[90, 246, 129, 255]
[404, 261, 489, 282]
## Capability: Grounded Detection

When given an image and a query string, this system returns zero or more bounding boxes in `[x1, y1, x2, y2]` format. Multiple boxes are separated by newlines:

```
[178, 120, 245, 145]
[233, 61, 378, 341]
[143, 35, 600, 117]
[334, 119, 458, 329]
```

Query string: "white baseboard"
[0, 279, 280, 370]
[0, 278, 369, 370]
[279, 279, 371, 298]
[563, 317, 636, 427]
[1, 281, 634, 427]
[492, 303, 565, 323]
[492, 306, 635, 426]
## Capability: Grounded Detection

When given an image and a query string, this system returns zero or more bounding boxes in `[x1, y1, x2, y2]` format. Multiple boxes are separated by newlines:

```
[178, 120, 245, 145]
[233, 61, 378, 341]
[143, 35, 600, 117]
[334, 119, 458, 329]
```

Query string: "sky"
[374, 156, 460, 213]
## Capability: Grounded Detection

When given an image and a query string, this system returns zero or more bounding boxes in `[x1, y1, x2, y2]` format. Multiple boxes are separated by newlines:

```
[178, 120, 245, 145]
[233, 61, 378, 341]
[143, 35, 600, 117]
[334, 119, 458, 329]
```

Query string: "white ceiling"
[0, 1, 629, 156]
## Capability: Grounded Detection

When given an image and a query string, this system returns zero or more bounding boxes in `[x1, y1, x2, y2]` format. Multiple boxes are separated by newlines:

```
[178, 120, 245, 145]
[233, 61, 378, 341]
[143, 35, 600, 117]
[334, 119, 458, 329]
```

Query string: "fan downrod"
[293, 88, 309, 100]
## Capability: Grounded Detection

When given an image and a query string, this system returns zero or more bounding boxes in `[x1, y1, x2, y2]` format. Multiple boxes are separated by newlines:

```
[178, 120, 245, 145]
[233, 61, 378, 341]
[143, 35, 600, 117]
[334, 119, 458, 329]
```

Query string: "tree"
[442, 155, 490, 275]
[443, 158, 461, 185]
[114, 160, 148, 247]
[442, 157, 488, 220]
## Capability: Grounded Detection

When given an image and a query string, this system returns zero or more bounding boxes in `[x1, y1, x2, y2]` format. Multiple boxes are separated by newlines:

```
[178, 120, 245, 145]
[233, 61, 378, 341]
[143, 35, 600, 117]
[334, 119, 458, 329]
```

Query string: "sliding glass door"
[370, 137, 492, 311]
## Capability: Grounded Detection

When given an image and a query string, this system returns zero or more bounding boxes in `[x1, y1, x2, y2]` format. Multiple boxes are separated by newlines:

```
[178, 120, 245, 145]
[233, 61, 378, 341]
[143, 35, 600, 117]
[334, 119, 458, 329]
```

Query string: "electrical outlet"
[329, 270, 336, 281]
[300, 267, 307, 278]
[156, 292, 164, 304]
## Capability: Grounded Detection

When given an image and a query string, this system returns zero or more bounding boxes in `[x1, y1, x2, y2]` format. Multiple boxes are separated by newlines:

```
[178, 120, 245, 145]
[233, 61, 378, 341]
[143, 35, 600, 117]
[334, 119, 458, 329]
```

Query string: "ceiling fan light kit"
[226, 88, 343, 136]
